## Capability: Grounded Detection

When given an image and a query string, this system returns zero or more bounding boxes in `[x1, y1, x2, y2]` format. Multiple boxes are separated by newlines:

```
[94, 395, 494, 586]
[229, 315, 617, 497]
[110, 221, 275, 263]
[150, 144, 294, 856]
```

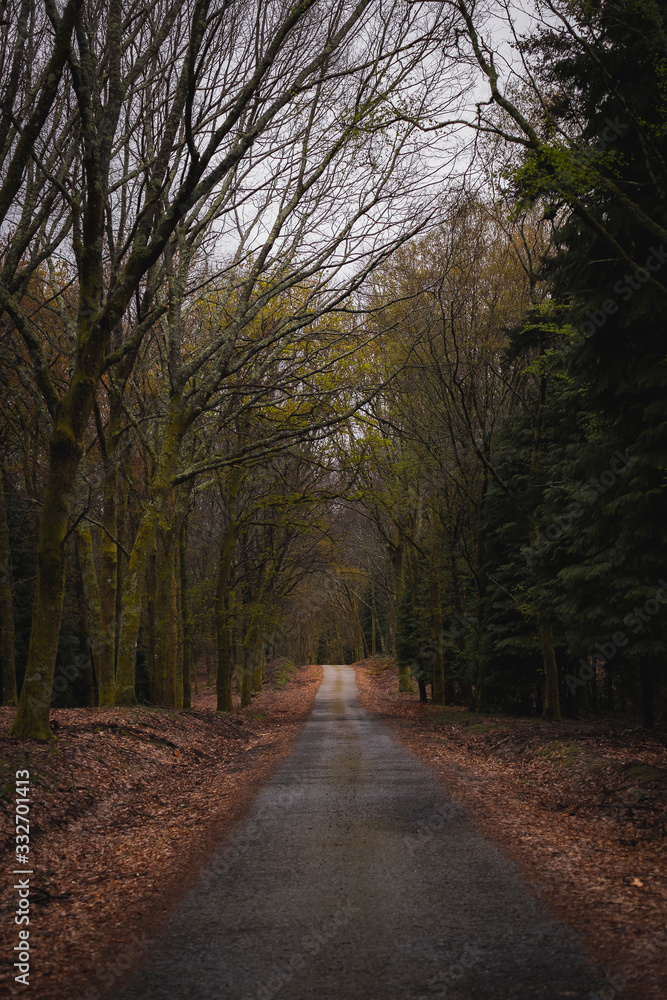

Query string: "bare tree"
[3, 0, 467, 736]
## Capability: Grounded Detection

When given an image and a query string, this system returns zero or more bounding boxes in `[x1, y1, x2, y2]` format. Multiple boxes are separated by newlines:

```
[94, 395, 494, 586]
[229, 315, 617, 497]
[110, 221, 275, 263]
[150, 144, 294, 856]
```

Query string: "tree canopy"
[1, 0, 665, 735]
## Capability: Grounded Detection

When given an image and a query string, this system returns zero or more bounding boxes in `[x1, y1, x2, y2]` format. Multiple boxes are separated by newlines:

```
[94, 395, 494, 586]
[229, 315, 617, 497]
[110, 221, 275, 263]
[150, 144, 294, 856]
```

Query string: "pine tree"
[511, 0, 667, 726]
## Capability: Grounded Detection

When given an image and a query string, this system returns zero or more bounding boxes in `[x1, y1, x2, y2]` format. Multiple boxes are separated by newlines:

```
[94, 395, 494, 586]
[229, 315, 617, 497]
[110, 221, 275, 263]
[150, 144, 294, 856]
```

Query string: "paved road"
[116, 665, 602, 1000]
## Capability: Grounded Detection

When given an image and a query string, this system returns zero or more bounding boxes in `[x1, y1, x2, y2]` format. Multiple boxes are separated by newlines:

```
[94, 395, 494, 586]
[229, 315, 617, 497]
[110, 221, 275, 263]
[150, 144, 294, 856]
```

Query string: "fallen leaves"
[0, 663, 322, 1000]
[354, 657, 667, 1000]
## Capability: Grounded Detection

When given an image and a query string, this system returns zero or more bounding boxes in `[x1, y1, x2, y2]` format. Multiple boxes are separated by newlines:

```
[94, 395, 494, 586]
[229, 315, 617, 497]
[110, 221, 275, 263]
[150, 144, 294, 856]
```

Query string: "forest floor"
[0, 660, 322, 1000]
[355, 655, 667, 1000]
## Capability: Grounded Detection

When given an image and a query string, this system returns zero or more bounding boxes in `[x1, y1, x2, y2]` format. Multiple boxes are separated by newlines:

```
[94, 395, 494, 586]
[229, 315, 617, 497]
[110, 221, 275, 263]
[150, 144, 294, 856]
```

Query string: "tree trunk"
[525, 515, 560, 720]
[588, 671, 599, 714]
[473, 473, 488, 712]
[152, 519, 182, 709]
[376, 618, 386, 655]
[166, 547, 181, 709]
[240, 639, 252, 707]
[527, 362, 562, 722]
[216, 470, 240, 712]
[251, 631, 265, 692]
[447, 520, 467, 702]
[240, 613, 263, 704]
[535, 672, 544, 717]
[605, 662, 614, 713]
[354, 593, 366, 661]
[116, 413, 184, 705]
[76, 526, 115, 704]
[151, 529, 171, 706]
[640, 661, 655, 730]
[394, 542, 412, 692]
[116, 513, 157, 705]
[251, 646, 262, 692]
[180, 519, 192, 710]
[146, 542, 157, 704]
[10, 437, 80, 739]
[539, 621, 561, 721]
[115, 468, 130, 676]
[74, 535, 95, 706]
[98, 400, 120, 706]
[216, 585, 234, 712]
[0, 468, 17, 705]
[370, 579, 376, 656]
[429, 514, 445, 706]
[205, 643, 213, 686]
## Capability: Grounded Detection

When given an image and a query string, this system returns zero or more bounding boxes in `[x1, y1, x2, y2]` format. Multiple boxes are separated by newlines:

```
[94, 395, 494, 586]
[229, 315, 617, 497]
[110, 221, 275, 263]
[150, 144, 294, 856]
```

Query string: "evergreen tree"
[511, 0, 667, 726]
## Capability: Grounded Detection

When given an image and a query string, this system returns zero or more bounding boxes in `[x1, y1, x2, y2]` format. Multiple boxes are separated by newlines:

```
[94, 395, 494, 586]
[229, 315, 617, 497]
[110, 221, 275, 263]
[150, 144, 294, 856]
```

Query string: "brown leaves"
[0, 664, 322, 1000]
[355, 659, 667, 1000]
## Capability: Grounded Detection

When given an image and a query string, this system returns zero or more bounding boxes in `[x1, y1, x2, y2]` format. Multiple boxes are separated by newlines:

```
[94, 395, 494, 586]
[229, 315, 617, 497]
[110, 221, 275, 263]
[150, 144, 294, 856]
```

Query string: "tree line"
[339, 0, 667, 728]
[1, 0, 665, 735]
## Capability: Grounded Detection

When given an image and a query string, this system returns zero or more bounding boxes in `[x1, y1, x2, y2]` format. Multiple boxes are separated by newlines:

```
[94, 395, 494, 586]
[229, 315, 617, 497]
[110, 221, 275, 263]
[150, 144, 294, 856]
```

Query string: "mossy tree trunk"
[240, 637, 253, 707]
[446, 517, 467, 701]
[97, 392, 122, 706]
[239, 535, 277, 699]
[251, 629, 265, 692]
[472, 472, 488, 712]
[116, 511, 158, 706]
[116, 411, 185, 705]
[74, 533, 96, 706]
[0, 467, 17, 705]
[151, 489, 191, 709]
[146, 541, 158, 702]
[216, 470, 240, 712]
[428, 512, 445, 706]
[344, 585, 366, 663]
[76, 526, 115, 704]
[370, 578, 376, 656]
[166, 544, 181, 710]
[8, 0, 130, 738]
[179, 518, 192, 710]
[240, 609, 266, 705]
[6, 6, 128, 735]
[152, 522, 179, 707]
[395, 541, 426, 694]
[393, 541, 412, 692]
[11, 433, 85, 739]
[387, 542, 401, 654]
[5, 0, 397, 739]
[116, 469, 131, 666]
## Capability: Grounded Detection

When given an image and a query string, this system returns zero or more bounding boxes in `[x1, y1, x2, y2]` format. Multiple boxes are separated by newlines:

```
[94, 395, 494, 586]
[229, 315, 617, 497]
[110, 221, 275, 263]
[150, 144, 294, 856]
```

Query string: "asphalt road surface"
[115, 665, 603, 1000]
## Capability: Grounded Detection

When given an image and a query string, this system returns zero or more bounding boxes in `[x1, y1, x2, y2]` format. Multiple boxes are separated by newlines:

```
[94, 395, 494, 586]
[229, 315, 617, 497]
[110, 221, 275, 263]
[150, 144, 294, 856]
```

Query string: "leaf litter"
[355, 656, 667, 1000]
[0, 663, 322, 999]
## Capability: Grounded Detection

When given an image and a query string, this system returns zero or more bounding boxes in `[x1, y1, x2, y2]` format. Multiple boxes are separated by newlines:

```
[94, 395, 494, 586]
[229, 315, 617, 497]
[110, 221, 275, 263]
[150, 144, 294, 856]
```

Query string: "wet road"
[116, 665, 602, 1000]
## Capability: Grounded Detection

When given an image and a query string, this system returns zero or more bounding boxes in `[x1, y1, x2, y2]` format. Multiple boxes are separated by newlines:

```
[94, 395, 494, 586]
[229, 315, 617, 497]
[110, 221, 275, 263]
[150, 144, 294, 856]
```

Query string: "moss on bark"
[0, 468, 17, 706]
[10, 436, 80, 739]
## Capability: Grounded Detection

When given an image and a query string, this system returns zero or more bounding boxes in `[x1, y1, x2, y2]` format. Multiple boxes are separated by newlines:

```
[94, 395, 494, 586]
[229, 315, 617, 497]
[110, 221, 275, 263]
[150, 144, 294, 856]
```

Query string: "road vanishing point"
[116, 665, 603, 1000]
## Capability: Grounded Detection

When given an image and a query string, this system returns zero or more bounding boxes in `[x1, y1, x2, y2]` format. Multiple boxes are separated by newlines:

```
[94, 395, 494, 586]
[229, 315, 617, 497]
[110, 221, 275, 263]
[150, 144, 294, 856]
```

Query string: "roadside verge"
[355, 657, 667, 1000]
[0, 663, 322, 1000]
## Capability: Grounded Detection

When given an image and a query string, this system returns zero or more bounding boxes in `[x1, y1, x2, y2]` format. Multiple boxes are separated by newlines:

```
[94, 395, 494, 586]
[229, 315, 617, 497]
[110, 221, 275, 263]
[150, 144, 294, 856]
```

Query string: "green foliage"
[276, 661, 298, 688]
[395, 565, 439, 690]
[483, 0, 667, 726]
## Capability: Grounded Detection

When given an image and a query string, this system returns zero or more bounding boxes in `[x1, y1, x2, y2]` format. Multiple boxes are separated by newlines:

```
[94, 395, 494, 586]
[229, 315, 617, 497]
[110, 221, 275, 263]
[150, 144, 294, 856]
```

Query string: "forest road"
[115, 665, 603, 1000]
